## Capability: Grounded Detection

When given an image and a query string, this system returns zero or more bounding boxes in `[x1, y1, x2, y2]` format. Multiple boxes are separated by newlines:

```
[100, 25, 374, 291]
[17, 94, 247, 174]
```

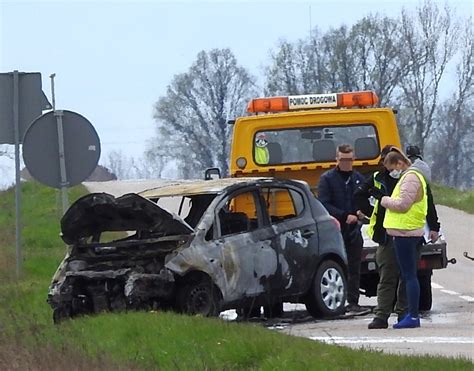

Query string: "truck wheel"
[177, 277, 220, 317]
[418, 271, 432, 311]
[305, 260, 346, 318]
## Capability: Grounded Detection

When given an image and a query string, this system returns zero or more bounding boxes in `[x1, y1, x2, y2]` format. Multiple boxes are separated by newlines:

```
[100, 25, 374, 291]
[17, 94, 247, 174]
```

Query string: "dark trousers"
[344, 230, 363, 305]
[393, 236, 422, 318]
[374, 238, 407, 320]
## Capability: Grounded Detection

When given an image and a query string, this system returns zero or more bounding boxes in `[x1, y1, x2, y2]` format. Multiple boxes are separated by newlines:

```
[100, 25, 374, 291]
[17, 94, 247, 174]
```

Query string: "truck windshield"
[254, 124, 379, 165]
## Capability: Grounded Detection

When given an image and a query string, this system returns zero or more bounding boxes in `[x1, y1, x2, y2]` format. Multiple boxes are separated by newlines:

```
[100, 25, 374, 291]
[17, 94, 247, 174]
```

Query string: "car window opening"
[262, 187, 302, 223]
[218, 191, 259, 237]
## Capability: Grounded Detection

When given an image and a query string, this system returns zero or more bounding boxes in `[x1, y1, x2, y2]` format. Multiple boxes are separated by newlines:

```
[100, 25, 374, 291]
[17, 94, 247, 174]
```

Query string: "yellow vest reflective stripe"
[367, 171, 381, 239]
[255, 146, 269, 164]
[383, 170, 428, 230]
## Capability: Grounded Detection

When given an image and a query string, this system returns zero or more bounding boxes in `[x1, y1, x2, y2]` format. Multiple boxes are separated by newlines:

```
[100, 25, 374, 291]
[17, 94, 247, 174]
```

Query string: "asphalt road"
[83, 181, 474, 360]
[277, 205, 474, 360]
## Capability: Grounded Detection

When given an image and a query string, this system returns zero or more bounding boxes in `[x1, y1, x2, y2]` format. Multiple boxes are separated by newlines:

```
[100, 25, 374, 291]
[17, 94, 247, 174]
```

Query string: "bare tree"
[265, 26, 359, 94]
[105, 150, 131, 180]
[104, 150, 158, 180]
[321, 25, 360, 92]
[264, 39, 302, 95]
[430, 17, 474, 189]
[148, 48, 256, 179]
[264, 29, 335, 96]
[262, 3, 471, 188]
[349, 15, 405, 106]
[397, 0, 459, 152]
[265, 16, 404, 105]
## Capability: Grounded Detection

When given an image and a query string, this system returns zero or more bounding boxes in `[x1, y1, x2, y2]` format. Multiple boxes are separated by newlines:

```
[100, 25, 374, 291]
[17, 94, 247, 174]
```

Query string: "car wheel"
[305, 260, 346, 318]
[418, 271, 432, 311]
[177, 277, 220, 316]
[53, 305, 71, 324]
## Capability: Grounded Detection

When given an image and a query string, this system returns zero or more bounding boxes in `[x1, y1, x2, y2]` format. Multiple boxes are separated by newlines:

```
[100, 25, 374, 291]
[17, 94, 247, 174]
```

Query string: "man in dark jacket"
[318, 143, 367, 314]
[354, 145, 440, 329]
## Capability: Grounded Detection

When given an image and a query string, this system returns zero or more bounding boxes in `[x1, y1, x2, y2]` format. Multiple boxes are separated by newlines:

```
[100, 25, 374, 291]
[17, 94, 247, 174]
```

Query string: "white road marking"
[310, 336, 473, 344]
[432, 282, 471, 303]
[441, 289, 461, 295]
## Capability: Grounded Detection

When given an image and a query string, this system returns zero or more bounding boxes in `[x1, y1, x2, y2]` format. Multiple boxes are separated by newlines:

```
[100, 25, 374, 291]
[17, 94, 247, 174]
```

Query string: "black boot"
[368, 317, 388, 329]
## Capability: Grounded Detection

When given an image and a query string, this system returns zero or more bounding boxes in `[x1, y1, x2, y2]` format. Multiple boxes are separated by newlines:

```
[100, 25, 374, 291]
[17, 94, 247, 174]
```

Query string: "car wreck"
[48, 177, 348, 322]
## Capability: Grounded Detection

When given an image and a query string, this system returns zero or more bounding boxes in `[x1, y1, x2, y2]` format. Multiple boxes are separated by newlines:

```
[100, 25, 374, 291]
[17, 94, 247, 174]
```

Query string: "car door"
[259, 184, 319, 296]
[212, 188, 281, 303]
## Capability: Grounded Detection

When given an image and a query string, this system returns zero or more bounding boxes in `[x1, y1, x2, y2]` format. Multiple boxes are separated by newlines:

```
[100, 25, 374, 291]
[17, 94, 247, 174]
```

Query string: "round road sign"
[22, 110, 101, 188]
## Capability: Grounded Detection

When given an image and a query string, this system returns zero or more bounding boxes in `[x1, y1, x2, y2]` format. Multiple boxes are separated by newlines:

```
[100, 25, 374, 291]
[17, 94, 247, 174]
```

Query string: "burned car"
[48, 177, 348, 322]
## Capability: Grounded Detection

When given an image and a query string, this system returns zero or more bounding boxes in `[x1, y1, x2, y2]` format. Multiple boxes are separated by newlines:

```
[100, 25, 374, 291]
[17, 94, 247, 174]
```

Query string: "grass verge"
[0, 181, 472, 370]
[432, 184, 474, 214]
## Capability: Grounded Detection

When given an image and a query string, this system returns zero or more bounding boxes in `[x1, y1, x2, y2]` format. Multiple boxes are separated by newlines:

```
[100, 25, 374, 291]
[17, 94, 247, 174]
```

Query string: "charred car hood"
[61, 192, 193, 244]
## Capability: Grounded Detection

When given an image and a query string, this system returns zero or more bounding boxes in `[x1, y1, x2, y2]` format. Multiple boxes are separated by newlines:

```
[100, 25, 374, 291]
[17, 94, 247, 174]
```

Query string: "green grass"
[0, 181, 472, 370]
[431, 184, 474, 214]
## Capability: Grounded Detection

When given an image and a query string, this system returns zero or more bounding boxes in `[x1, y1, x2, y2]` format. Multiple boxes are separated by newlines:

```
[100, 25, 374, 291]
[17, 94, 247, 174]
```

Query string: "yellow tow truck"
[225, 90, 451, 310]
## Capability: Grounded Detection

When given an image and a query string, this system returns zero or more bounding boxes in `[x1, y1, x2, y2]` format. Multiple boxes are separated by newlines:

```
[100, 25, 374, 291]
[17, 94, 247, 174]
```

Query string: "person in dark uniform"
[318, 143, 367, 314]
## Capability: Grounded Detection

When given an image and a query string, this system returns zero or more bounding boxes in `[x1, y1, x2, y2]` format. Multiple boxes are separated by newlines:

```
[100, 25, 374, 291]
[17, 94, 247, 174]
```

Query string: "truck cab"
[229, 90, 449, 310]
[230, 91, 397, 187]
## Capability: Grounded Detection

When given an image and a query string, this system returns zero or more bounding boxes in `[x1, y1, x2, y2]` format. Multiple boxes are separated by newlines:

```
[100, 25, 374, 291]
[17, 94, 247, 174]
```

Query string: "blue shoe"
[393, 315, 420, 329]
[397, 312, 407, 323]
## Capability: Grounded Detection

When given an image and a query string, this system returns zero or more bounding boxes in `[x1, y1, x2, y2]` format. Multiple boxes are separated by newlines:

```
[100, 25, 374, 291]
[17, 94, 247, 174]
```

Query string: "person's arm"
[318, 174, 347, 222]
[426, 183, 441, 232]
[353, 174, 375, 217]
[381, 173, 421, 212]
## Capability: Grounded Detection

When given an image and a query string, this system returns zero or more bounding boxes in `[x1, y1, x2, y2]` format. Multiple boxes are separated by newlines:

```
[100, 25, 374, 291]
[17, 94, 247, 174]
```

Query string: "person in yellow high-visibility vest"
[354, 145, 408, 329]
[254, 132, 269, 165]
[371, 151, 429, 329]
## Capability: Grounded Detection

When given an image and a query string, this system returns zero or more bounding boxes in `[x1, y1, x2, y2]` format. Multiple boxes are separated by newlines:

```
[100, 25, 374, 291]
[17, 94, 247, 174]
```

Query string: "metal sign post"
[0, 71, 51, 279]
[13, 70, 22, 278]
[55, 110, 69, 214]
[50, 74, 69, 214]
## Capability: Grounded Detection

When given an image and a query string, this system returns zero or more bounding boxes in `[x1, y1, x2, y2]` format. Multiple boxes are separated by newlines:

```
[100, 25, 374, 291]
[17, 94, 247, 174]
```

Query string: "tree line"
[109, 0, 472, 190]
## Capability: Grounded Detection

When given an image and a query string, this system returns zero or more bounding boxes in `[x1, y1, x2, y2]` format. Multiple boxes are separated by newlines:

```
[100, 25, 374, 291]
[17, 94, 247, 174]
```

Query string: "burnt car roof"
[61, 192, 193, 245]
[138, 177, 294, 199]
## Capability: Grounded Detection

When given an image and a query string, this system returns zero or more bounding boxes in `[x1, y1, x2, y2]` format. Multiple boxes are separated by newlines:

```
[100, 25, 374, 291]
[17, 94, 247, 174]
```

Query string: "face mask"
[389, 169, 402, 179]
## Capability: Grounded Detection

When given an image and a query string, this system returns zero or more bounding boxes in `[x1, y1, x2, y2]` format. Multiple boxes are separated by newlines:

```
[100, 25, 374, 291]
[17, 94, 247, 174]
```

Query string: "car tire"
[53, 305, 71, 324]
[418, 271, 432, 311]
[305, 260, 346, 318]
[177, 277, 220, 316]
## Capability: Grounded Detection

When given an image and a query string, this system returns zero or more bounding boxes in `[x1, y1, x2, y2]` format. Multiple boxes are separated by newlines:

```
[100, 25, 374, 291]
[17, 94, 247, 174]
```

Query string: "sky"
[0, 0, 472, 186]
